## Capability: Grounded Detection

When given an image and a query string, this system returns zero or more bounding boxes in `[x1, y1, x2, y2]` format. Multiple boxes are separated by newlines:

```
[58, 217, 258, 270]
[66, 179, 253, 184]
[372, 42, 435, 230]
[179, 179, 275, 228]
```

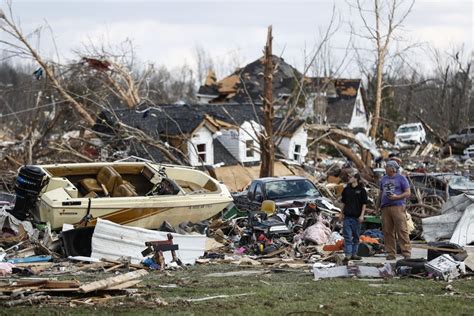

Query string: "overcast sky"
[2, 0, 473, 78]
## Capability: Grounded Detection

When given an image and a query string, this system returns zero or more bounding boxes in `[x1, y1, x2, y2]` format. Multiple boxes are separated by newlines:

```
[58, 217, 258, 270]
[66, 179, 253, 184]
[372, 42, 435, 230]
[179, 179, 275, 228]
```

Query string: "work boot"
[386, 255, 396, 260]
[342, 256, 350, 265]
[351, 255, 362, 260]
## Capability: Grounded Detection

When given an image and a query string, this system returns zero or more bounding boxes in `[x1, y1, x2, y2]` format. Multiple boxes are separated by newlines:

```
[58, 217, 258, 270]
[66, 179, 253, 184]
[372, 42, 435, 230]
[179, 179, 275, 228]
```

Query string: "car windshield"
[265, 179, 321, 200]
[398, 126, 418, 133]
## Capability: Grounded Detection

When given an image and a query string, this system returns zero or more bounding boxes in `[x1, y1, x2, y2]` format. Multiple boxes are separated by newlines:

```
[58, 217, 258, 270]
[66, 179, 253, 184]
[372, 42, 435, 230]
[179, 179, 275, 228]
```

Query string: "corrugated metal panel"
[450, 205, 474, 246]
[91, 218, 206, 265]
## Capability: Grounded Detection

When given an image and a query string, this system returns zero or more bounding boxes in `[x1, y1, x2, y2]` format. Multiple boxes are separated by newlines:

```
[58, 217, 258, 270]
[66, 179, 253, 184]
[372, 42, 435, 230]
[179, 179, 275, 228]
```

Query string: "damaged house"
[197, 55, 369, 132]
[94, 104, 308, 168]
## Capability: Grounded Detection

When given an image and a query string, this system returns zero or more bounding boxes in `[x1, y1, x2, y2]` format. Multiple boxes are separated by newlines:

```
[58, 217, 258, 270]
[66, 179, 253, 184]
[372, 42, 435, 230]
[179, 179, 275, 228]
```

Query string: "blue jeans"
[343, 217, 360, 257]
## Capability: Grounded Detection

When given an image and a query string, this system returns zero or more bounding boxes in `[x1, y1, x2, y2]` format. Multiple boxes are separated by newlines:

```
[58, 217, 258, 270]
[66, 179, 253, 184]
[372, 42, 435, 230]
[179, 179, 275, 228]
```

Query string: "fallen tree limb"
[320, 138, 374, 182]
[416, 114, 446, 144]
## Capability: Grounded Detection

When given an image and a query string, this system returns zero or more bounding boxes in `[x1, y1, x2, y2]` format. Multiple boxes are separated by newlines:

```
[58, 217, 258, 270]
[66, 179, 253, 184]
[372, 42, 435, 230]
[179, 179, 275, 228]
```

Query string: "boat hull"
[38, 197, 231, 230]
[29, 161, 233, 230]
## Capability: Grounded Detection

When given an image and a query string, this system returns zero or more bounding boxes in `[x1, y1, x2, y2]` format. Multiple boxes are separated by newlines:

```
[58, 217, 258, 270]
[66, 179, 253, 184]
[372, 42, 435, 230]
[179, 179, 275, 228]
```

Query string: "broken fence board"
[79, 269, 148, 293]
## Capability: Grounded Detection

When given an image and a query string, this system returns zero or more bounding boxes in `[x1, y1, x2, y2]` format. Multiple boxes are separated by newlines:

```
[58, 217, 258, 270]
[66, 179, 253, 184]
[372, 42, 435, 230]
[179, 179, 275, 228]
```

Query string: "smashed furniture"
[7, 162, 232, 230]
[142, 233, 182, 270]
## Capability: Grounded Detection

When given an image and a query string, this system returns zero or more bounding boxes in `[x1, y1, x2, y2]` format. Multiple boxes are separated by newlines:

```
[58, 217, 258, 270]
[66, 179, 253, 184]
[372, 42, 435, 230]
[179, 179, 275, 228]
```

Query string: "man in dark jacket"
[340, 172, 368, 263]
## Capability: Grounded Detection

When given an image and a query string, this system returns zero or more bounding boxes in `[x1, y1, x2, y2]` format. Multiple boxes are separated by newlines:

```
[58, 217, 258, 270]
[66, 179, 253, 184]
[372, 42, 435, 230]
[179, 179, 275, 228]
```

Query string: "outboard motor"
[9, 165, 47, 220]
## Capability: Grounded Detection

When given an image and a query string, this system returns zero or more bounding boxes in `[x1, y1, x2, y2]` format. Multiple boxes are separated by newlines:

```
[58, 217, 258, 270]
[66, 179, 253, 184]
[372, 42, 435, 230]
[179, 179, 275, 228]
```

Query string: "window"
[196, 143, 206, 162]
[246, 140, 254, 158]
[293, 144, 301, 161]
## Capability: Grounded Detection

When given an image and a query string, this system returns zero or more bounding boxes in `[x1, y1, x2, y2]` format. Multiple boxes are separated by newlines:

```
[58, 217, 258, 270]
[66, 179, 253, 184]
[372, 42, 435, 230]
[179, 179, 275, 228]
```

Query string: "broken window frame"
[196, 143, 206, 162]
[293, 144, 301, 161]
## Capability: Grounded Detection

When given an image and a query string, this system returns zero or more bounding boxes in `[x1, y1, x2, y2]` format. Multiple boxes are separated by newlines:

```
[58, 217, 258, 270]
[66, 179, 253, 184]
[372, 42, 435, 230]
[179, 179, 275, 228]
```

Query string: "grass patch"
[3, 264, 474, 315]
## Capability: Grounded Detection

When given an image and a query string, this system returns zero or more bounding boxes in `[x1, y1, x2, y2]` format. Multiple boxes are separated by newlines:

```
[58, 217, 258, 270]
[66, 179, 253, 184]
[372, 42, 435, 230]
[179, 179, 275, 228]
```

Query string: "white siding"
[188, 126, 214, 166]
[277, 125, 308, 163]
[238, 121, 261, 163]
[196, 94, 217, 104]
[348, 87, 368, 131]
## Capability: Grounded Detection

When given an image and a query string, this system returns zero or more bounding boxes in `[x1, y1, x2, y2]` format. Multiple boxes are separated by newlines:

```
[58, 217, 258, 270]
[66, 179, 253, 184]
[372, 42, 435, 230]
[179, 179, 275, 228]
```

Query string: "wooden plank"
[79, 269, 148, 293]
[101, 258, 142, 269]
[104, 264, 124, 272]
[17, 279, 80, 289]
[412, 244, 466, 253]
[14, 246, 36, 258]
[44, 280, 80, 289]
[15, 262, 54, 268]
[40, 288, 81, 292]
[104, 279, 142, 290]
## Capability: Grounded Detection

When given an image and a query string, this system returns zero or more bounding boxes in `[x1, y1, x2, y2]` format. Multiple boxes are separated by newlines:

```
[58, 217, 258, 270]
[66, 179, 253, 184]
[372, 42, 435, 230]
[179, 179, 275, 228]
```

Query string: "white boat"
[12, 162, 233, 230]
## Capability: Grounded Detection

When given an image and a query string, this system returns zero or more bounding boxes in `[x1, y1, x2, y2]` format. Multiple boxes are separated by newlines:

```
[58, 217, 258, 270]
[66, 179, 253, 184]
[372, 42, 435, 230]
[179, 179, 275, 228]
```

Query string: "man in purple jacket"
[378, 160, 411, 260]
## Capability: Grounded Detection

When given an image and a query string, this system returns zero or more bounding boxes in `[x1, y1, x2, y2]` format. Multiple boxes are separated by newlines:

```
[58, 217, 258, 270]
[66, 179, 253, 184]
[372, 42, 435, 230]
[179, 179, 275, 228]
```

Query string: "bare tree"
[0, 2, 95, 126]
[352, 0, 415, 140]
[194, 45, 215, 85]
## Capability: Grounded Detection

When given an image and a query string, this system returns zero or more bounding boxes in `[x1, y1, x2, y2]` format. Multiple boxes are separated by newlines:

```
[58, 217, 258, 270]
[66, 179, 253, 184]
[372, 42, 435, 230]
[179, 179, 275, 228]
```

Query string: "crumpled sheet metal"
[91, 218, 207, 265]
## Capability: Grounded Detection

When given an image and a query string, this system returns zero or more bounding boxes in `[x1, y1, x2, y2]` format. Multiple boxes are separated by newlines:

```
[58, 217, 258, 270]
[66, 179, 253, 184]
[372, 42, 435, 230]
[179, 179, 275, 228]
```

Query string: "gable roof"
[95, 103, 305, 140]
[198, 55, 303, 104]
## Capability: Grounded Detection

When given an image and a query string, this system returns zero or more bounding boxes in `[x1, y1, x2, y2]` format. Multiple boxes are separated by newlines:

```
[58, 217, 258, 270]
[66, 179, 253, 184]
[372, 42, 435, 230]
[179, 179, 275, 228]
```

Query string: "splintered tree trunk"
[259, 26, 275, 177]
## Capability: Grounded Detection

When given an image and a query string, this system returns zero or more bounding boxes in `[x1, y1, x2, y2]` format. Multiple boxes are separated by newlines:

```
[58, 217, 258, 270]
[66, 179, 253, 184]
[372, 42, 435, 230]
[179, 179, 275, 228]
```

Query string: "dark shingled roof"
[93, 103, 306, 164]
[197, 84, 219, 96]
[213, 139, 239, 166]
[273, 117, 305, 136]
[325, 79, 362, 125]
[197, 55, 302, 104]
[96, 103, 305, 137]
[326, 98, 356, 126]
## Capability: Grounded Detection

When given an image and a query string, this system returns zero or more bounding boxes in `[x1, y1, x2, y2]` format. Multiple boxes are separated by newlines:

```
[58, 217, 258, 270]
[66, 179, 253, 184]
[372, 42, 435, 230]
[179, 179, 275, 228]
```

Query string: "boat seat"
[80, 166, 123, 196]
[203, 180, 217, 192]
[84, 191, 98, 198]
[112, 183, 138, 197]
[175, 180, 202, 192]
